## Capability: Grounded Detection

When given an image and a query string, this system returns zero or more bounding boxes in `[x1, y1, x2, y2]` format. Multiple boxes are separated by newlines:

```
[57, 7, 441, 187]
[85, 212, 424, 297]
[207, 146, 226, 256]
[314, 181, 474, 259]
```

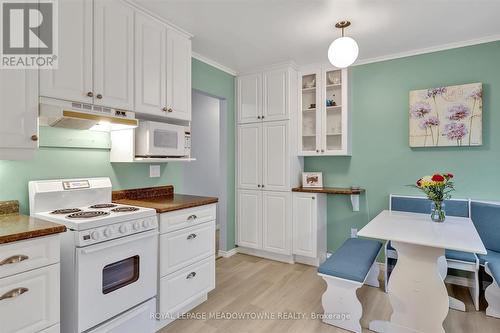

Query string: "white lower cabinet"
[237, 190, 291, 256]
[0, 235, 61, 333]
[157, 204, 216, 328]
[292, 192, 327, 266]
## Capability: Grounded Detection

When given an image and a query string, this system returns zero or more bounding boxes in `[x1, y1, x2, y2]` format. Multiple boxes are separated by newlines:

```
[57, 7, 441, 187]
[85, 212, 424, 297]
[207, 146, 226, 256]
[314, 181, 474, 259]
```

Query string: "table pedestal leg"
[370, 241, 449, 333]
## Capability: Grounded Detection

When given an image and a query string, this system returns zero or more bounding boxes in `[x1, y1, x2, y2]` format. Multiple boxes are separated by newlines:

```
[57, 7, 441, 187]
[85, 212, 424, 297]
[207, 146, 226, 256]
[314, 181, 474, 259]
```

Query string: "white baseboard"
[218, 248, 239, 258]
[237, 247, 295, 264]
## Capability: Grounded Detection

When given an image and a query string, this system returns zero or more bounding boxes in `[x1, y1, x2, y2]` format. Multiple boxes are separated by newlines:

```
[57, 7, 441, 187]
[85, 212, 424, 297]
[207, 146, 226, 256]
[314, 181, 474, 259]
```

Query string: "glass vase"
[431, 201, 446, 222]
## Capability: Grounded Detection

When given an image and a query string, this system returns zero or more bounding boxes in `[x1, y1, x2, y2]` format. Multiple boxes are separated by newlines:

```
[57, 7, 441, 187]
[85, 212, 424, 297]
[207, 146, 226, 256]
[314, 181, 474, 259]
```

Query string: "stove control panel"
[78, 216, 158, 246]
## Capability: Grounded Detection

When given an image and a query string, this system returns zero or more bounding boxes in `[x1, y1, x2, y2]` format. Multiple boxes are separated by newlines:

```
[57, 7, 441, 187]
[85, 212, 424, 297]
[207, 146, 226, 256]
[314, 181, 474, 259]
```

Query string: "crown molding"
[353, 34, 500, 66]
[192, 52, 238, 76]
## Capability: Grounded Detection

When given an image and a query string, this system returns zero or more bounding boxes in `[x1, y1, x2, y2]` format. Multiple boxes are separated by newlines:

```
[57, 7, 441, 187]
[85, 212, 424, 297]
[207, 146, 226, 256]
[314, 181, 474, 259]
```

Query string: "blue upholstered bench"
[317, 238, 382, 333]
[470, 201, 500, 318]
[385, 195, 480, 311]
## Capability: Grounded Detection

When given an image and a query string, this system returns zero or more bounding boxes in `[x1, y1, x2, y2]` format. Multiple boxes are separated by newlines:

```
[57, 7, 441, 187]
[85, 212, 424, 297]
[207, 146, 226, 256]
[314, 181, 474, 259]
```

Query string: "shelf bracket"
[350, 194, 360, 212]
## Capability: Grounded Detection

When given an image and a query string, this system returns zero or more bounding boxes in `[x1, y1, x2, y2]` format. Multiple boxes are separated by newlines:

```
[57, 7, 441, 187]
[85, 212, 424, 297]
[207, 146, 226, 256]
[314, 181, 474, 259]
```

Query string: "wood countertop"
[292, 186, 365, 195]
[112, 186, 218, 213]
[0, 201, 66, 245]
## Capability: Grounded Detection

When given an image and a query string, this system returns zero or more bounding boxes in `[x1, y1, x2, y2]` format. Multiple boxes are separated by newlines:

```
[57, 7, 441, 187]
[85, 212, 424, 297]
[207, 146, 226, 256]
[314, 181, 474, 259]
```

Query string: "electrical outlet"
[149, 165, 160, 178]
[351, 228, 358, 238]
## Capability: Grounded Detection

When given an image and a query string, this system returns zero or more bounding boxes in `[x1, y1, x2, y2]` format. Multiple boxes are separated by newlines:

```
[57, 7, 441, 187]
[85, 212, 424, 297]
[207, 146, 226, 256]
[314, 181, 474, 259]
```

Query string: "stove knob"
[142, 219, 151, 228]
[103, 227, 112, 238]
[90, 231, 99, 240]
[119, 224, 129, 234]
[133, 222, 140, 231]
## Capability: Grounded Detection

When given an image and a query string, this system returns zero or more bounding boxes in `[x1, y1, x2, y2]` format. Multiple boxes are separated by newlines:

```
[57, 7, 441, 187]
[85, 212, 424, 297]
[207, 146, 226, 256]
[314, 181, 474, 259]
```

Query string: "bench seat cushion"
[478, 249, 500, 266]
[318, 238, 382, 283]
[445, 249, 477, 263]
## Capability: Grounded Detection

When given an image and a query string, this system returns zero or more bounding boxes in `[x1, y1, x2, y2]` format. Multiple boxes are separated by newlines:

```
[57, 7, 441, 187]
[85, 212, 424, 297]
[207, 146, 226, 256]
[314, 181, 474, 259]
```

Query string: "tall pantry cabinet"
[236, 64, 303, 260]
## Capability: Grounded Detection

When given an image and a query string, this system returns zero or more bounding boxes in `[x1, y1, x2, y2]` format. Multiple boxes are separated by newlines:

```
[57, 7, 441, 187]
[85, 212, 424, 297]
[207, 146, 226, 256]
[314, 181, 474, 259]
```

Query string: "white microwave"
[135, 121, 191, 157]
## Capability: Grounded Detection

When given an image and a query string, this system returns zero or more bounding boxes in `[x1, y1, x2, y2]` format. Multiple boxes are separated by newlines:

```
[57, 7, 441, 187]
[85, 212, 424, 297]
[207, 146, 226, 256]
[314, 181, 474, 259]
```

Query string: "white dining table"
[358, 210, 486, 333]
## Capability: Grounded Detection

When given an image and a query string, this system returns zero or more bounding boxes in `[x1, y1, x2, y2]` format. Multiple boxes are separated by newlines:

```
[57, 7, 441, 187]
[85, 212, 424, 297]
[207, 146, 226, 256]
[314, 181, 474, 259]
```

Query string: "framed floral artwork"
[302, 172, 323, 188]
[409, 82, 482, 147]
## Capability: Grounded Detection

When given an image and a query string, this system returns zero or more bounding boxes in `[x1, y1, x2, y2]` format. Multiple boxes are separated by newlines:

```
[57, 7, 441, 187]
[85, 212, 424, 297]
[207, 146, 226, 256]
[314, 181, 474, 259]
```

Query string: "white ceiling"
[136, 0, 500, 73]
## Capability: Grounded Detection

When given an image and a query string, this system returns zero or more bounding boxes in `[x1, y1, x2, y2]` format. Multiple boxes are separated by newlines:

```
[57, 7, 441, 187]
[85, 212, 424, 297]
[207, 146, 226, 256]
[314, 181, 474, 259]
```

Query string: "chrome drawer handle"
[0, 255, 29, 266]
[186, 272, 197, 279]
[187, 233, 197, 240]
[0, 287, 29, 301]
[187, 214, 197, 221]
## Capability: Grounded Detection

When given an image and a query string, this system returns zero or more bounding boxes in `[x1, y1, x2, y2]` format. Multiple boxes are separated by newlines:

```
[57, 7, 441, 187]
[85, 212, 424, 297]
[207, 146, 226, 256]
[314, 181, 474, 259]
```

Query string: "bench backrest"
[470, 201, 500, 253]
[390, 194, 469, 218]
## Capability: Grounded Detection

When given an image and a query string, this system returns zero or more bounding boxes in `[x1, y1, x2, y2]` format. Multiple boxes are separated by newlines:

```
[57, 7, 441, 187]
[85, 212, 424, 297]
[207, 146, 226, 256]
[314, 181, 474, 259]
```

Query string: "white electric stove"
[29, 178, 158, 333]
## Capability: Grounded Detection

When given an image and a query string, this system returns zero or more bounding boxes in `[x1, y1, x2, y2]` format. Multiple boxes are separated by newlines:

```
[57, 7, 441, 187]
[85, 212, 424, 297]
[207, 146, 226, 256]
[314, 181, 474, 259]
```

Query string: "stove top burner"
[89, 204, 117, 209]
[111, 207, 140, 213]
[51, 208, 82, 214]
[67, 211, 110, 219]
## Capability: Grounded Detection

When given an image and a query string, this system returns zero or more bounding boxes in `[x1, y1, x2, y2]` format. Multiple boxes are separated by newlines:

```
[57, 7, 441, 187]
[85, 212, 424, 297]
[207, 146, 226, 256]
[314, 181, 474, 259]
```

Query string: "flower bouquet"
[411, 173, 455, 222]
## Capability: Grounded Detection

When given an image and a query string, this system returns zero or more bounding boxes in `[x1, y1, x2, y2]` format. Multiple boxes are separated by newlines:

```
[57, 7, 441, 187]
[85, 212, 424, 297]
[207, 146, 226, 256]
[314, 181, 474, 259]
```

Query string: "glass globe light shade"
[328, 36, 359, 68]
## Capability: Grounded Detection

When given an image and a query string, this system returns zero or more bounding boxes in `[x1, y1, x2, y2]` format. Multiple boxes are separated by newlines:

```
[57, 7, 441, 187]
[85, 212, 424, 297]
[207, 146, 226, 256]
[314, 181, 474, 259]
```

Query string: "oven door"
[147, 122, 185, 157]
[76, 229, 158, 333]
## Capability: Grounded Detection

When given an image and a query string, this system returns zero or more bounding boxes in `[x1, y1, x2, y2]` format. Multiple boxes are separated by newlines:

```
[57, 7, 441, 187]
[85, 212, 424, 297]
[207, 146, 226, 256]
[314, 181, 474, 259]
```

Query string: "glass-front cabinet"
[299, 65, 351, 156]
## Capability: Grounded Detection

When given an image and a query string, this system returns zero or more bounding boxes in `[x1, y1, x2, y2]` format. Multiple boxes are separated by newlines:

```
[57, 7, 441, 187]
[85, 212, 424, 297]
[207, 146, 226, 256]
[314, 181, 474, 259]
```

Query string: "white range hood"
[39, 97, 138, 131]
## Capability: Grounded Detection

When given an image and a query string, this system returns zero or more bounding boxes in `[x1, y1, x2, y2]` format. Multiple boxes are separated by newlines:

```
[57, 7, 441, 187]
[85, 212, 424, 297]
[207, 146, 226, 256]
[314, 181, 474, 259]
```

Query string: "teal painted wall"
[305, 41, 500, 253]
[191, 58, 236, 249]
[0, 58, 236, 250]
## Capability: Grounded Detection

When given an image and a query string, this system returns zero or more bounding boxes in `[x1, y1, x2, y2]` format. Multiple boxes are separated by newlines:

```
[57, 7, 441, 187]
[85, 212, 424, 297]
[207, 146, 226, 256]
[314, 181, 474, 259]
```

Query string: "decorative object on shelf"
[326, 94, 337, 107]
[302, 172, 323, 188]
[409, 82, 482, 147]
[409, 173, 455, 222]
[328, 20, 359, 68]
[309, 103, 316, 109]
[304, 78, 316, 89]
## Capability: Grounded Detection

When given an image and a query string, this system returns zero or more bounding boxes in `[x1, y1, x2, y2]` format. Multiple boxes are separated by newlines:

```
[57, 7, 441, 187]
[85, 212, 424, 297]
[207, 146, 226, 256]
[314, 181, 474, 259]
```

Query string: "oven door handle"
[80, 230, 158, 255]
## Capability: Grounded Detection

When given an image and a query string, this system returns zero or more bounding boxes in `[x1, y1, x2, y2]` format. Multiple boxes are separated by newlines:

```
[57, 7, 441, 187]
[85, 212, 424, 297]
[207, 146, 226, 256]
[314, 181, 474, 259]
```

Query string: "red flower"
[432, 174, 445, 182]
[416, 179, 422, 187]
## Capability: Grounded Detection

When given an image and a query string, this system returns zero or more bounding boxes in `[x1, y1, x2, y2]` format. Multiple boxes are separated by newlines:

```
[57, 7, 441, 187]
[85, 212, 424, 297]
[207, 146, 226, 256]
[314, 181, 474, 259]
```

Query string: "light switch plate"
[150, 165, 160, 178]
[351, 228, 358, 238]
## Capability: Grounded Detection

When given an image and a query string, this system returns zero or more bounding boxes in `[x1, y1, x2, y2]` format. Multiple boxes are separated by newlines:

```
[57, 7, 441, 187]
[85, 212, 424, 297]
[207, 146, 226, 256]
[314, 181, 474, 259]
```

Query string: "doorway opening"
[182, 90, 228, 256]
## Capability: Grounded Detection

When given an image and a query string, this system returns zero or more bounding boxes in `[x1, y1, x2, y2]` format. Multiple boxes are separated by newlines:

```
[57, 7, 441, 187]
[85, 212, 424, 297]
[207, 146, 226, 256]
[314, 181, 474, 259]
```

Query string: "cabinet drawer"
[160, 222, 215, 276]
[159, 204, 216, 233]
[0, 264, 60, 333]
[159, 256, 215, 315]
[0, 235, 60, 279]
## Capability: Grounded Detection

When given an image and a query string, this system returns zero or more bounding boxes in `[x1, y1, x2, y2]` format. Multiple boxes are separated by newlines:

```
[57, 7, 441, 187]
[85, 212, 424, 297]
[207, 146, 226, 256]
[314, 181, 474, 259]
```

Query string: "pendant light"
[328, 20, 359, 68]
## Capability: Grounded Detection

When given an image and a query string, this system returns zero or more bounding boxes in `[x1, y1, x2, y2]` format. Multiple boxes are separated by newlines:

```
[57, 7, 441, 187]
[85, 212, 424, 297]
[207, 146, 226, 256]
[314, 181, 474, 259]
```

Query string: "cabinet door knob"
[167, 108, 173, 113]
[87, 91, 94, 97]
[162, 107, 168, 112]
[312, 197, 315, 200]
[261, 184, 265, 188]
[257, 184, 261, 188]
[321, 149, 325, 153]
[316, 149, 319, 153]
[31, 135, 38, 141]
[257, 116, 261, 119]
[261, 116, 265, 119]
[96, 94, 103, 99]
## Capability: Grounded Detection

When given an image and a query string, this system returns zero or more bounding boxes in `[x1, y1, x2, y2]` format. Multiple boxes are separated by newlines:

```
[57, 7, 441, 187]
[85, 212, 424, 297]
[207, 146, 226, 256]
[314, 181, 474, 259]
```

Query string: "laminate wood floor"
[159, 254, 500, 333]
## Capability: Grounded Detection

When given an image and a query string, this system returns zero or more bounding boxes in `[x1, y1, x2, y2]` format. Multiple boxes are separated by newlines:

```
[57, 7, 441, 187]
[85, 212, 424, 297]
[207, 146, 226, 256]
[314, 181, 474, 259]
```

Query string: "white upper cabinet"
[263, 69, 289, 121]
[299, 65, 351, 156]
[237, 74, 262, 123]
[166, 28, 192, 121]
[134, 12, 167, 115]
[237, 123, 262, 190]
[0, 70, 39, 160]
[39, 0, 93, 103]
[93, 0, 134, 110]
[262, 121, 289, 191]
